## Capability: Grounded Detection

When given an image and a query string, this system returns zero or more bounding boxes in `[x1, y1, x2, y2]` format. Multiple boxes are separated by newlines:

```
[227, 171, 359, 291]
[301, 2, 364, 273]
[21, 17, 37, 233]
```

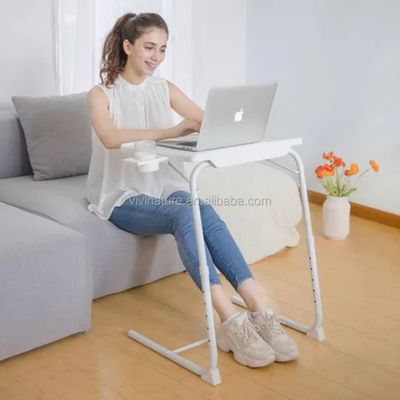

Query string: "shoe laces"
[232, 315, 261, 345]
[263, 309, 285, 338]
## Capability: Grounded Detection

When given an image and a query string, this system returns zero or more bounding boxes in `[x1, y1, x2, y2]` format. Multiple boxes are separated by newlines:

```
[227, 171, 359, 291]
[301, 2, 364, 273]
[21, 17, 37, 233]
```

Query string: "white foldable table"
[121, 138, 325, 386]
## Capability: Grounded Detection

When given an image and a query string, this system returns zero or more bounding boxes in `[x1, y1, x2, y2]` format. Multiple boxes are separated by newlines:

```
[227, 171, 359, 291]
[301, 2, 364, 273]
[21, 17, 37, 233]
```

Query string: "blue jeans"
[109, 190, 254, 291]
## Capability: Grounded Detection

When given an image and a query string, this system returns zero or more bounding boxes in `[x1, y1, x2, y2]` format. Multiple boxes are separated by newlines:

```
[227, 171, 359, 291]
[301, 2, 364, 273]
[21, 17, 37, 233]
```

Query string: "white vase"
[322, 195, 351, 240]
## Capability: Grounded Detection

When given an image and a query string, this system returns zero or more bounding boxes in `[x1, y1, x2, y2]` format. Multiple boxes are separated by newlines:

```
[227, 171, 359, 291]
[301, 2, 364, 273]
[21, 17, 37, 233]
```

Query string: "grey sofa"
[0, 108, 185, 361]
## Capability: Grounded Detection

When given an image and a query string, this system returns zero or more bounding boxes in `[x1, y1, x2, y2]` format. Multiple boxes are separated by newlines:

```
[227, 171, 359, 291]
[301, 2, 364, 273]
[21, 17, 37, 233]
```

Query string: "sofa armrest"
[0, 202, 93, 360]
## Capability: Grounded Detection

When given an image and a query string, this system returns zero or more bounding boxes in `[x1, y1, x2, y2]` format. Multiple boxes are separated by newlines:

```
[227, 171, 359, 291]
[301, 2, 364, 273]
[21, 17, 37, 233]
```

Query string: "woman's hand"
[169, 117, 201, 138]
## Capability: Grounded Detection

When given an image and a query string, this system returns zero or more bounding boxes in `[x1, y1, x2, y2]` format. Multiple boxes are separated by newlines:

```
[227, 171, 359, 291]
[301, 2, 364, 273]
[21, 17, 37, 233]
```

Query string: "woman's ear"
[122, 39, 132, 56]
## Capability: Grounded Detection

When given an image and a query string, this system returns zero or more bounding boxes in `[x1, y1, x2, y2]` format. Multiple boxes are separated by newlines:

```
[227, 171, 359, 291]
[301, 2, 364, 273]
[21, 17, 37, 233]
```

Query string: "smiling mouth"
[145, 61, 157, 68]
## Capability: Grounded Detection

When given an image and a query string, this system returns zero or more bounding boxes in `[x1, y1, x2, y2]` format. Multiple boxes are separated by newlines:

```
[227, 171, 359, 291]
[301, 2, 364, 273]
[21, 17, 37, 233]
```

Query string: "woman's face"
[124, 28, 168, 76]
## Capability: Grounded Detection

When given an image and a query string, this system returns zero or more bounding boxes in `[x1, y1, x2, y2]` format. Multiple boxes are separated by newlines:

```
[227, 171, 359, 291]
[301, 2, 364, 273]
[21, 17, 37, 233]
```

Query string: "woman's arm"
[87, 86, 179, 149]
[167, 80, 204, 123]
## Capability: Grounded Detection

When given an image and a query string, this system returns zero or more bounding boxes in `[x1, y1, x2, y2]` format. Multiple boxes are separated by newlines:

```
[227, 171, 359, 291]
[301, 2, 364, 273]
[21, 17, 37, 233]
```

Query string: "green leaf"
[343, 187, 357, 197]
[336, 169, 341, 195]
[326, 179, 332, 195]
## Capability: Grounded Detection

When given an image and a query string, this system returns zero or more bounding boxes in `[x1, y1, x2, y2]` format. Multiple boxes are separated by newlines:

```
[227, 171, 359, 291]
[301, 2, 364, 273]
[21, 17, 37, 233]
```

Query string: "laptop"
[157, 82, 278, 152]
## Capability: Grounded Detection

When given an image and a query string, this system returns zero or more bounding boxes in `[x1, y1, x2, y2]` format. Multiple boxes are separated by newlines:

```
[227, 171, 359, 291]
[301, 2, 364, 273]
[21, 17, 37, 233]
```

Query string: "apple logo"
[234, 108, 244, 122]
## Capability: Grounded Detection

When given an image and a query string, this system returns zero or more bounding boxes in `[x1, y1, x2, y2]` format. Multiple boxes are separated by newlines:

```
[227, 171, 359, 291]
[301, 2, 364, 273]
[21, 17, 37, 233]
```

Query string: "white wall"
[246, 0, 400, 214]
[192, 0, 247, 108]
[0, 1, 56, 105]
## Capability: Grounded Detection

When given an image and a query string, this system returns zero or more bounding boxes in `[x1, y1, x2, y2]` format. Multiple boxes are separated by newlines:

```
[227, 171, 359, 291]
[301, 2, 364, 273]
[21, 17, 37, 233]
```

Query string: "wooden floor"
[1, 204, 400, 400]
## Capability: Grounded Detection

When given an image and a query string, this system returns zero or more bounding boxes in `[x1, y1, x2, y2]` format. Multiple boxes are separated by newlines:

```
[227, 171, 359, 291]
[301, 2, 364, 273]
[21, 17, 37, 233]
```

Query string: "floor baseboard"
[307, 190, 400, 229]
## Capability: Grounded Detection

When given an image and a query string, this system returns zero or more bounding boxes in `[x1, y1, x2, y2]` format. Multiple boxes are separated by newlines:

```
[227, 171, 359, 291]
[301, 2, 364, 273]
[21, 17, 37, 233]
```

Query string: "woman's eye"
[145, 47, 152, 50]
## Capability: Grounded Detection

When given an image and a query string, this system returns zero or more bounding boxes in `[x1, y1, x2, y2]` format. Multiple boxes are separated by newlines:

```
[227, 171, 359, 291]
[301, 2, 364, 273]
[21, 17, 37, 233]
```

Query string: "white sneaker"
[216, 312, 276, 368]
[248, 307, 299, 362]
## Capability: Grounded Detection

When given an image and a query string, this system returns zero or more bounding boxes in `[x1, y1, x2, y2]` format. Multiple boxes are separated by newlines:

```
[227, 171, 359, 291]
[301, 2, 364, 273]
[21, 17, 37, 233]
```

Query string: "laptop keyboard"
[176, 141, 197, 147]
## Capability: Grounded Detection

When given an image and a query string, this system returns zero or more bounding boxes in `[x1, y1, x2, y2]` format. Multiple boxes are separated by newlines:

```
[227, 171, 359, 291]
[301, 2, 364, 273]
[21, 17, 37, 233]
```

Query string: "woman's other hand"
[170, 117, 201, 138]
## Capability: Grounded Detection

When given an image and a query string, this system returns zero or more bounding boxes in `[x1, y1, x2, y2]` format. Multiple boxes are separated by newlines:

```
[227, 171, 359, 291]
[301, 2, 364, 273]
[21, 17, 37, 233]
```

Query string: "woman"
[86, 12, 298, 368]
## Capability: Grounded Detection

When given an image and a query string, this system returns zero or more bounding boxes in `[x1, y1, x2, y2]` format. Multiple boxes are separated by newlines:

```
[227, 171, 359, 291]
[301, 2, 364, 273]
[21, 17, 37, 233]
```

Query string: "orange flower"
[324, 168, 335, 177]
[369, 160, 379, 172]
[315, 164, 335, 179]
[323, 151, 333, 161]
[323, 164, 335, 176]
[333, 156, 345, 167]
[315, 165, 326, 179]
[344, 163, 359, 176]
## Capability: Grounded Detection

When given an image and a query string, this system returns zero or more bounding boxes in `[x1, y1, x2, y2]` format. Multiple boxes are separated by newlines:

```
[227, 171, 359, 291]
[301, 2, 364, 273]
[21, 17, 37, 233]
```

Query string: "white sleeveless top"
[85, 74, 189, 220]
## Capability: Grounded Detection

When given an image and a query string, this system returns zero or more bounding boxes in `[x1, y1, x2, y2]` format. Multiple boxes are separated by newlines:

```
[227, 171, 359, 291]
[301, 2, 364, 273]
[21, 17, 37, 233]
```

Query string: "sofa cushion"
[0, 175, 185, 299]
[0, 109, 33, 179]
[11, 93, 92, 181]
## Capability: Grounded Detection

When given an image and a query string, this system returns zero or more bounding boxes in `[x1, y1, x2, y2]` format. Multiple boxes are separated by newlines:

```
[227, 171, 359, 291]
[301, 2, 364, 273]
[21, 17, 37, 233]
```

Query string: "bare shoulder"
[166, 79, 178, 95]
[87, 85, 109, 110]
[166, 79, 189, 105]
[85, 85, 115, 148]
[87, 85, 107, 102]
[166, 80, 204, 122]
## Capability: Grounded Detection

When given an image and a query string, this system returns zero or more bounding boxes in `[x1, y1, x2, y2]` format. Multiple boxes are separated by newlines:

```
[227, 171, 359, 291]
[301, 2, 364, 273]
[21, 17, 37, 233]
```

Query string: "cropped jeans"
[109, 190, 254, 291]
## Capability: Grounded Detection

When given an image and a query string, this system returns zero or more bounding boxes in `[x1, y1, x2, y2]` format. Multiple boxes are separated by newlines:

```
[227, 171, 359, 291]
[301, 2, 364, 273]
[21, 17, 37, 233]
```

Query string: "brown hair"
[99, 12, 169, 88]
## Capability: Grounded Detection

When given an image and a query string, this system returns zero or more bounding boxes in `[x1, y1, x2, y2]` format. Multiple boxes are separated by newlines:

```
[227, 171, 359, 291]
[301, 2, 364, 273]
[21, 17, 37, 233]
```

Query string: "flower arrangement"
[315, 152, 379, 197]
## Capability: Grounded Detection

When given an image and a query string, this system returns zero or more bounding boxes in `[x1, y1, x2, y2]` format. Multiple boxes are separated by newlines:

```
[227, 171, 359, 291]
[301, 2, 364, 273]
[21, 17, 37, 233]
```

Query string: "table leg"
[189, 161, 222, 384]
[232, 150, 325, 341]
[127, 160, 222, 386]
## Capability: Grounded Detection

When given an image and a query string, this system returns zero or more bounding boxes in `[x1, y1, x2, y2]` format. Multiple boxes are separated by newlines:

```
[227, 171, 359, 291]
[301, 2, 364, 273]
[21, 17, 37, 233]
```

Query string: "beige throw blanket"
[194, 162, 302, 264]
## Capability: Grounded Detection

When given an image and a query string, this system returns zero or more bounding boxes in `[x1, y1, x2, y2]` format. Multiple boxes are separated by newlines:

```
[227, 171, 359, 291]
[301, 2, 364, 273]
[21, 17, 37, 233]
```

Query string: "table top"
[154, 137, 302, 167]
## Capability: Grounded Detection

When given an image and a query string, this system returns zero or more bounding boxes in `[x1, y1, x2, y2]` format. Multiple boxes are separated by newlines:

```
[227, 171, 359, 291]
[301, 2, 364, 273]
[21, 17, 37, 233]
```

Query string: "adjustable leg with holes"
[231, 150, 325, 341]
[127, 160, 222, 386]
